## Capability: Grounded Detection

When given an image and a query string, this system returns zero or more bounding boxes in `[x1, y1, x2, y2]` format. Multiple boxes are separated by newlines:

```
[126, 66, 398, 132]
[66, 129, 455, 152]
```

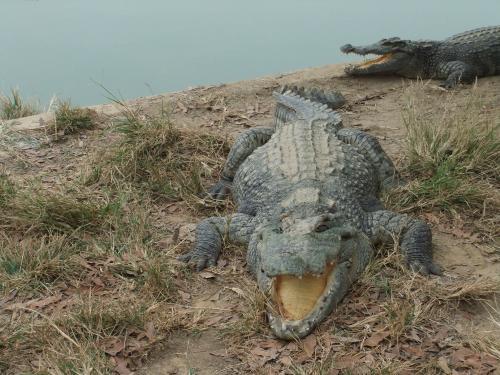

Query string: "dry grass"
[384, 82, 500, 237]
[45, 100, 99, 141]
[85, 103, 229, 206]
[0, 175, 121, 235]
[0, 234, 85, 294]
[0, 292, 184, 373]
[0, 88, 40, 120]
[0, 99, 230, 374]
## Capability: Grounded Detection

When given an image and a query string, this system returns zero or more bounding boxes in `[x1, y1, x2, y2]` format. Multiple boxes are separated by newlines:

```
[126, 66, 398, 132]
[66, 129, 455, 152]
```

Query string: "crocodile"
[340, 26, 500, 88]
[179, 86, 440, 339]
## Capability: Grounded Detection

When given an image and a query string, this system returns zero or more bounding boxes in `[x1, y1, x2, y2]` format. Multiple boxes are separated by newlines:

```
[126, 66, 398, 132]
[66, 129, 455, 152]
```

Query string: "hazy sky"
[1, 0, 499, 105]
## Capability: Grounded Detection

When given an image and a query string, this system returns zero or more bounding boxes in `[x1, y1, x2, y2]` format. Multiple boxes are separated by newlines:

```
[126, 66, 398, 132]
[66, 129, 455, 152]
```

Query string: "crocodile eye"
[272, 227, 283, 234]
[315, 224, 330, 233]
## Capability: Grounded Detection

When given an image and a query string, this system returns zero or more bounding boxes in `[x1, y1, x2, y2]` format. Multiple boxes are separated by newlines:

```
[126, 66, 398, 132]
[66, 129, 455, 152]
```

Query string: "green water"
[1, 0, 498, 106]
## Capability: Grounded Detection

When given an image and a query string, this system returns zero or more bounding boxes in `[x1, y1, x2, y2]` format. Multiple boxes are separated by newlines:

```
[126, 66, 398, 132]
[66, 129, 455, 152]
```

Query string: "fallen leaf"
[144, 321, 156, 341]
[333, 355, 360, 369]
[259, 339, 284, 350]
[403, 345, 424, 357]
[464, 355, 482, 369]
[250, 346, 279, 363]
[29, 294, 63, 309]
[228, 287, 245, 298]
[422, 212, 441, 225]
[437, 357, 451, 374]
[353, 364, 372, 375]
[199, 271, 216, 279]
[364, 331, 390, 347]
[166, 204, 180, 213]
[113, 356, 132, 375]
[210, 349, 228, 357]
[363, 353, 375, 364]
[302, 334, 317, 357]
[92, 277, 105, 287]
[278, 356, 293, 366]
[204, 315, 225, 326]
[332, 335, 361, 344]
[450, 346, 475, 365]
[0, 289, 17, 307]
[98, 337, 125, 356]
[178, 290, 191, 302]
[409, 328, 421, 342]
[208, 290, 222, 301]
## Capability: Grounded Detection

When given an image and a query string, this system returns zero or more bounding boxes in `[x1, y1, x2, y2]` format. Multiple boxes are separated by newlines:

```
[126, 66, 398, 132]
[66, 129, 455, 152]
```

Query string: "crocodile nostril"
[340, 231, 353, 240]
[315, 224, 330, 233]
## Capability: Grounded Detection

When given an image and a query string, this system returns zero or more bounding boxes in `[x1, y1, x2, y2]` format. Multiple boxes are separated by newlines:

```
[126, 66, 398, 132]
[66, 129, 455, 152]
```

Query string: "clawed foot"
[409, 260, 442, 276]
[207, 177, 232, 200]
[178, 251, 218, 271]
[439, 83, 453, 90]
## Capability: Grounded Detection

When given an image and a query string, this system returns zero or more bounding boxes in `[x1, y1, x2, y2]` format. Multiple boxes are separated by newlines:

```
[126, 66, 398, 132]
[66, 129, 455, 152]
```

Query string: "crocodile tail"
[273, 86, 343, 130]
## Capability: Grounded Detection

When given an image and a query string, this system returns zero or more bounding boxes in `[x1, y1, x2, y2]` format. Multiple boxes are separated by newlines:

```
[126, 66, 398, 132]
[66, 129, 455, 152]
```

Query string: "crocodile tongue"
[274, 264, 334, 320]
[358, 52, 394, 68]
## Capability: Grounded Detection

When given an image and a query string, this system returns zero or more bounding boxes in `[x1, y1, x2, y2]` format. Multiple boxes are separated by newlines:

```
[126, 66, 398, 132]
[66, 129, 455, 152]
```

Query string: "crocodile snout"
[340, 44, 354, 53]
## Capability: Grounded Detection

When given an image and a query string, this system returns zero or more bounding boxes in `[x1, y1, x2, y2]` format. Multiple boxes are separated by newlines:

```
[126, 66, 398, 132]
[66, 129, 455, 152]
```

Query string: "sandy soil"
[2, 63, 499, 374]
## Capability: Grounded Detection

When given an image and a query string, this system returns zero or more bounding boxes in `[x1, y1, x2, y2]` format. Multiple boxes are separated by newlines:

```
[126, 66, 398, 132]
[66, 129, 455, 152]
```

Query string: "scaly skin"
[341, 26, 500, 88]
[179, 86, 440, 339]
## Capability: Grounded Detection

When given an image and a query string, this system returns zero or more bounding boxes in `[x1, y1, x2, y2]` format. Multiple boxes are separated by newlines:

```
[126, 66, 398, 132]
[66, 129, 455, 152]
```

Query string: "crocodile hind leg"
[208, 128, 274, 199]
[364, 210, 441, 275]
[178, 213, 257, 270]
[337, 128, 401, 191]
[438, 61, 477, 88]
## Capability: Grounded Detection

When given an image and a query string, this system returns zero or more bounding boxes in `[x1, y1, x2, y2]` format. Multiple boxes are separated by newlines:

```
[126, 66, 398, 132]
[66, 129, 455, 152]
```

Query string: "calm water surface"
[1, 0, 499, 106]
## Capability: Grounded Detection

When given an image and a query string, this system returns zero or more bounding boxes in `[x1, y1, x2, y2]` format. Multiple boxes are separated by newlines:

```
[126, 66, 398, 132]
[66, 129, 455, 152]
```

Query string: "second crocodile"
[341, 26, 500, 88]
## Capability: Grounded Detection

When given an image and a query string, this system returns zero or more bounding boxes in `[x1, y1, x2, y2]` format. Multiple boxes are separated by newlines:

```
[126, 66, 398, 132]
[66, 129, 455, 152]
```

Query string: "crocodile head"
[340, 38, 436, 77]
[249, 213, 373, 339]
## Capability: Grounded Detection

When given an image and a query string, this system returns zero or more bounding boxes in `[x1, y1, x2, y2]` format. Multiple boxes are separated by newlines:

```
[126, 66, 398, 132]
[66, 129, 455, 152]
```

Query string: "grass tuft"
[48, 100, 99, 140]
[87, 105, 229, 203]
[0, 88, 40, 120]
[0, 175, 121, 235]
[0, 234, 84, 293]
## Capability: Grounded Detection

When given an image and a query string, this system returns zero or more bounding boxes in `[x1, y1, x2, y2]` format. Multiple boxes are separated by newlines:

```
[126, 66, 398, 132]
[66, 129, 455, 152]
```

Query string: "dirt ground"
[2, 64, 499, 374]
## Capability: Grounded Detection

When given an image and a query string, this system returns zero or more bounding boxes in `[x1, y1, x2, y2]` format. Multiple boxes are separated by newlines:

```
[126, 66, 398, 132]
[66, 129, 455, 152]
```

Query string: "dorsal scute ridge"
[273, 86, 343, 130]
[275, 85, 346, 110]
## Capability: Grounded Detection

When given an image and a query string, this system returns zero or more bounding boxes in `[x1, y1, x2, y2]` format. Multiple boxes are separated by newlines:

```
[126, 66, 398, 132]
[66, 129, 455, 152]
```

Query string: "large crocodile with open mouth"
[341, 26, 500, 88]
[179, 86, 440, 339]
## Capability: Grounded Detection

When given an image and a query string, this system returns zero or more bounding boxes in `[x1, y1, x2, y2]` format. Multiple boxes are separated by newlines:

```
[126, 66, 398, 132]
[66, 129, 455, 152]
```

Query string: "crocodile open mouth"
[272, 263, 335, 320]
[356, 52, 394, 68]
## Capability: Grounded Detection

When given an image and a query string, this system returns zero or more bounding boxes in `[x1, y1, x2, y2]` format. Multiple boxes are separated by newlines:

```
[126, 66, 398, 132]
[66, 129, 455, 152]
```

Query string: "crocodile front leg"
[364, 210, 441, 275]
[337, 128, 401, 191]
[437, 61, 477, 88]
[209, 128, 274, 199]
[178, 213, 257, 270]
